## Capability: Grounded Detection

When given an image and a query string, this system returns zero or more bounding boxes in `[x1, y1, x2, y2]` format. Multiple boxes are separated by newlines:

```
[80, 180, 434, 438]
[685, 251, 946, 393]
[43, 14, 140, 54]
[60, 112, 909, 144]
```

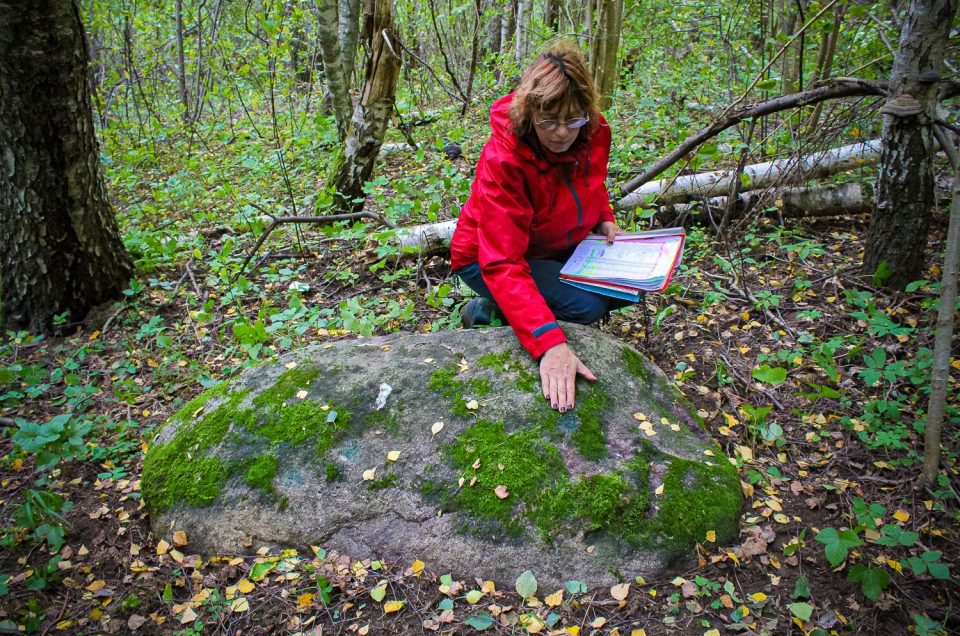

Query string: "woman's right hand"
[539, 343, 597, 412]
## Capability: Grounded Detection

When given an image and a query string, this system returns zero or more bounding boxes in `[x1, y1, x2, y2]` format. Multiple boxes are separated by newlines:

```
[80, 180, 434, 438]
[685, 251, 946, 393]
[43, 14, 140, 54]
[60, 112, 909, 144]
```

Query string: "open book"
[559, 227, 685, 301]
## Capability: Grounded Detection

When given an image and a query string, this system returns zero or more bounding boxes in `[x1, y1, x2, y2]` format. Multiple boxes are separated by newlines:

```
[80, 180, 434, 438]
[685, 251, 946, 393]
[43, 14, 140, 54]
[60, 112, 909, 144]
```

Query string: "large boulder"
[143, 323, 742, 588]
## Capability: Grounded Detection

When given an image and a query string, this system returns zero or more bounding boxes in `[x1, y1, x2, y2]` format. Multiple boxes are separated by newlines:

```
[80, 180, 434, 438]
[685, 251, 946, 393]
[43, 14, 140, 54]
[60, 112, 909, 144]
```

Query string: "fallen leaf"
[465, 589, 484, 604]
[893, 509, 910, 522]
[237, 578, 255, 594]
[412, 559, 425, 576]
[296, 390, 308, 399]
[230, 597, 249, 612]
[387, 450, 401, 462]
[465, 399, 479, 410]
[494, 485, 509, 499]
[155, 539, 170, 555]
[383, 600, 406, 613]
[127, 615, 147, 631]
[706, 530, 717, 542]
[610, 583, 630, 600]
[180, 607, 198, 623]
[431, 421, 444, 435]
[591, 616, 607, 628]
[544, 590, 563, 607]
[172, 531, 188, 547]
[362, 468, 377, 481]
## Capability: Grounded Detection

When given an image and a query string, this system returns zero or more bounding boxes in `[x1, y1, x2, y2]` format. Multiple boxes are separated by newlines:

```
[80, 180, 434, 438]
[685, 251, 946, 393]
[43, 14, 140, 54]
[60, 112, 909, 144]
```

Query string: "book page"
[561, 235, 682, 281]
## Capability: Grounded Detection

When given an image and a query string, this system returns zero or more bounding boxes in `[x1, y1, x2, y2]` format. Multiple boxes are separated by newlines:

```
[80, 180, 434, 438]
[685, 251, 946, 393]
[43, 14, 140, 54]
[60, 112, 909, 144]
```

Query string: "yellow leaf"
[180, 608, 198, 623]
[737, 445, 753, 461]
[706, 530, 717, 543]
[750, 592, 767, 603]
[86, 580, 106, 592]
[631, 631, 647, 636]
[284, 362, 297, 369]
[172, 531, 188, 547]
[545, 590, 563, 607]
[296, 390, 308, 399]
[482, 580, 496, 593]
[383, 600, 405, 614]
[230, 597, 249, 613]
[723, 412, 739, 427]
[727, 551, 740, 565]
[633, 412, 647, 421]
[655, 483, 664, 496]
[237, 579, 255, 594]
[705, 630, 721, 636]
[704, 449, 715, 456]
[465, 399, 480, 410]
[411, 559, 425, 576]
[387, 450, 401, 462]
[156, 539, 170, 555]
[566, 628, 582, 636]
[89, 330, 101, 340]
[362, 468, 376, 481]
[774, 513, 790, 524]
[741, 481, 755, 497]
[893, 510, 910, 522]
[924, 500, 934, 511]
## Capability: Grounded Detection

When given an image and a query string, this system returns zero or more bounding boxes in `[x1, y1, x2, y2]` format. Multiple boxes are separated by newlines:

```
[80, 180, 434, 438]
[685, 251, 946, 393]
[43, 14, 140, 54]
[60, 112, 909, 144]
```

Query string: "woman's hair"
[509, 40, 601, 141]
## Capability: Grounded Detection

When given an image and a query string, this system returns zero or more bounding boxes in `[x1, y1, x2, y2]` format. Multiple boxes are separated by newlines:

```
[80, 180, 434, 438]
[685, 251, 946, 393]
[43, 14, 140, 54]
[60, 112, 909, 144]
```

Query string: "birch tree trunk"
[175, 0, 189, 124]
[920, 126, 960, 486]
[514, 0, 532, 65]
[316, 0, 353, 141]
[0, 0, 133, 333]
[332, 0, 401, 211]
[589, 0, 624, 110]
[862, 0, 957, 289]
[339, 0, 362, 82]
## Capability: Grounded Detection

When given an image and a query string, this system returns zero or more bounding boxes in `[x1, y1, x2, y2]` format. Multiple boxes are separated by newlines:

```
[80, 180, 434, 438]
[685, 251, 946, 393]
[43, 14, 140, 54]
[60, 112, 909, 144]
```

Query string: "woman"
[450, 40, 623, 413]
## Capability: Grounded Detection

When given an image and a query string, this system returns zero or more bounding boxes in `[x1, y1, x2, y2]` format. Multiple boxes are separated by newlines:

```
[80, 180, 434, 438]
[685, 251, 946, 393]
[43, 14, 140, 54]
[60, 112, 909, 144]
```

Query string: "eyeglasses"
[534, 116, 589, 131]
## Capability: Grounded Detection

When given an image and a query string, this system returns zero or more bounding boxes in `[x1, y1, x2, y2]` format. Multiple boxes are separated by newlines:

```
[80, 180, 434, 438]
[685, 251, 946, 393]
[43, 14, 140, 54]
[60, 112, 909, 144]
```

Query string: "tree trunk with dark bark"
[862, 0, 957, 289]
[0, 0, 133, 334]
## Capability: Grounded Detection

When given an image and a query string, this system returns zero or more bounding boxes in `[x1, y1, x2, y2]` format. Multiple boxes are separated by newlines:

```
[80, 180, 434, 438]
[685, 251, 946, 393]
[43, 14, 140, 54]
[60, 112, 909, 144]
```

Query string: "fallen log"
[616, 139, 882, 210]
[658, 182, 873, 226]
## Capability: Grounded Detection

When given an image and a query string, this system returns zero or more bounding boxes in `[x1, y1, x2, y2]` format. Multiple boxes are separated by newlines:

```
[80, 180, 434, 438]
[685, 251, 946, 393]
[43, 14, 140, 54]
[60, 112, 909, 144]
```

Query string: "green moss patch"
[569, 384, 609, 460]
[143, 367, 352, 514]
[244, 455, 279, 493]
[444, 419, 567, 536]
[429, 364, 493, 416]
[649, 454, 742, 555]
[477, 351, 538, 393]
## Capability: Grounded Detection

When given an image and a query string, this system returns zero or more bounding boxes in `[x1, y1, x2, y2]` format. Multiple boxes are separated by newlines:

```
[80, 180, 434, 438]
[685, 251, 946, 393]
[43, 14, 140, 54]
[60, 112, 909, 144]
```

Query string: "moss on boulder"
[143, 323, 742, 588]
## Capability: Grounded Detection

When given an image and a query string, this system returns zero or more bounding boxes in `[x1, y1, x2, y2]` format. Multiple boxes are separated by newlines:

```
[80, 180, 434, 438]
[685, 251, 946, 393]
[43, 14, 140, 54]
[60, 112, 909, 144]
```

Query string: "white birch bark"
[316, 0, 352, 141]
[616, 139, 883, 209]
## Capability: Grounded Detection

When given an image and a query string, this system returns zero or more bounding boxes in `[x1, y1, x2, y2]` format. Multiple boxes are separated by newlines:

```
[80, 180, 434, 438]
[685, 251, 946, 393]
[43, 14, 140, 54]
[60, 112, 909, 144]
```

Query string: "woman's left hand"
[596, 221, 623, 245]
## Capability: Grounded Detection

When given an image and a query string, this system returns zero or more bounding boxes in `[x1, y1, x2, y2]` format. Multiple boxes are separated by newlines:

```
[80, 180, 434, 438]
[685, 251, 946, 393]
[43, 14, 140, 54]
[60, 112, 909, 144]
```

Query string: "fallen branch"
[240, 207, 396, 275]
[617, 78, 887, 199]
[661, 182, 873, 225]
[617, 138, 883, 209]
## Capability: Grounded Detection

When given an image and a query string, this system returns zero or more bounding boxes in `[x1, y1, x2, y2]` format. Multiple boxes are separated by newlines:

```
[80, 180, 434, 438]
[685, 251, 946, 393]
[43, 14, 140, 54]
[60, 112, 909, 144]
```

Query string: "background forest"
[1, 0, 958, 634]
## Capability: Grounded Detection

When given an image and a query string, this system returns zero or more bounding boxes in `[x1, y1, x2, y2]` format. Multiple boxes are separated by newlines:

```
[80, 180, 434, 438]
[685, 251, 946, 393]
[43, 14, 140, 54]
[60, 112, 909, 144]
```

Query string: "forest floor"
[1, 143, 958, 635]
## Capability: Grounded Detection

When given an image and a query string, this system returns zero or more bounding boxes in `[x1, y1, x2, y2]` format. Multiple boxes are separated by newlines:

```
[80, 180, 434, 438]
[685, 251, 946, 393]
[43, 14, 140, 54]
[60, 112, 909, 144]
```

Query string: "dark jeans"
[454, 260, 616, 324]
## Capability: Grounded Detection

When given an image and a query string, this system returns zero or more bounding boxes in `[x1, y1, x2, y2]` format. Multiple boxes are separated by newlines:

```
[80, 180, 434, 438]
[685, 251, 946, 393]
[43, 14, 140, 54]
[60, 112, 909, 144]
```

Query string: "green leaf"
[789, 602, 814, 621]
[370, 582, 387, 602]
[162, 582, 174, 603]
[565, 580, 586, 595]
[250, 561, 275, 581]
[792, 576, 810, 600]
[465, 589, 484, 604]
[755, 78, 778, 91]
[464, 611, 494, 630]
[515, 570, 537, 598]
[927, 562, 950, 580]
[853, 567, 889, 601]
[752, 365, 787, 386]
[440, 574, 454, 586]
[437, 598, 454, 611]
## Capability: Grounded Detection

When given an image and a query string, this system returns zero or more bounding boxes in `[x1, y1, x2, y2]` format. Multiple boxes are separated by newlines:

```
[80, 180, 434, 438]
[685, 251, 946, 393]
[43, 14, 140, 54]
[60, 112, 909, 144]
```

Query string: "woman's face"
[533, 102, 585, 154]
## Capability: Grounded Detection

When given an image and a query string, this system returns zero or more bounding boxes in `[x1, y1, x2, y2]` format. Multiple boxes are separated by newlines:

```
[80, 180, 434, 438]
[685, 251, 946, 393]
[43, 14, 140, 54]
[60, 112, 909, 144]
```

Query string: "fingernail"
[567, 403, 573, 410]
[559, 406, 566, 413]
[552, 402, 558, 409]
[545, 393, 551, 400]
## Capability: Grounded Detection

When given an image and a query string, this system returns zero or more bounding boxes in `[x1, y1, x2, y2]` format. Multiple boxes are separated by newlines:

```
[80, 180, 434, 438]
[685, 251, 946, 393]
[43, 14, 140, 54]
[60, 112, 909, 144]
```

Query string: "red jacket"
[450, 93, 615, 359]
